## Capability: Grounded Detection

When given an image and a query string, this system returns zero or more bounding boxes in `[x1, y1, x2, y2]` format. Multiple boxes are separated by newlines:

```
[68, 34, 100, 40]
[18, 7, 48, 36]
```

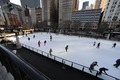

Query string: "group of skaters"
[89, 59, 120, 75]
[93, 42, 117, 48]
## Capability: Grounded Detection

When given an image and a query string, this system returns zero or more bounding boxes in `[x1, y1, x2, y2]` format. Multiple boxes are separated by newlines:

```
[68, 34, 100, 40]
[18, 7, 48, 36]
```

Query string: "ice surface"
[8, 32, 120, 79]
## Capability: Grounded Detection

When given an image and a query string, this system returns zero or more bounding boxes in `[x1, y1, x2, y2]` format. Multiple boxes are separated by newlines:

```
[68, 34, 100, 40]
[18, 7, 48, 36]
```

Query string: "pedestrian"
[97, 67, 109, 75]
[89, 61, 99, 73]
[112, 43, 116, 48]
[113, 59, 120, 68]
[50, 35, 52, 41]
[49, 48, 52, 56]
[65, 45, 68, 52]
[33, 35, 35, 38]
[93, 41, 96, 46]
[44, 40, 46, 46]
[38, 40, 41, 47]
[28, 37, 30, 41]
[96, 42, 100, 48]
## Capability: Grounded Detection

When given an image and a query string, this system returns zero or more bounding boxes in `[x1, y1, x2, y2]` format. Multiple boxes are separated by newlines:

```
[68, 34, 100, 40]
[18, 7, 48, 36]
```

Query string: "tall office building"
[41, 0, 58, 26]
[82, 1, 89, 10]
[20, 0, 40, 8]
[102, 0, 120, 28]
[72, 0, 79, 11]
[0, 0, 9, 5]
[94, 0, 107, 12]
[59, 0, 80, 28]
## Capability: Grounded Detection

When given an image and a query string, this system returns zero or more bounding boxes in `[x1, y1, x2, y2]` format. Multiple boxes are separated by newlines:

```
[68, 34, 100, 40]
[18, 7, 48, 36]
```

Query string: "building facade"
[72, 0, 79, 11]
[102, 0, 120, 29]
[72, 9, 101, 30]
[20, 0, 40, 8]
[1, 3, 25, 29]
[59, 0, 77, 28]
[94, 0, 107, 12]
[0, 8, 5, 27]
[82, 1, 89, 10]
[0, 0, 9, 5]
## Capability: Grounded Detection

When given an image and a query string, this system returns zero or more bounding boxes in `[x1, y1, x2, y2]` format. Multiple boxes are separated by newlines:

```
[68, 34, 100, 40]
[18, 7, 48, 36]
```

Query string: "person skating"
[112, 43, 116, 48]
[65, 45, 68, 52]
[38, 40, 41, 47]
[49, 48, 52, 56]
[50, 35, 52, 41]
[113, 59, 120, 68]
[33, 35, 35, 38]
[96, 42, 100, 48]
[93, 42, 96, 46]
[89, 61, 99, 73]
[28, 37, 30, 41]
[44, 40, 46, 46]
[97, 67, 109, 75]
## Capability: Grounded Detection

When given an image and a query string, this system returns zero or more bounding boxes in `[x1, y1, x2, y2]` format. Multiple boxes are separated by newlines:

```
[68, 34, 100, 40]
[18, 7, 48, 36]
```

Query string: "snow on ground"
[9, 32, 120, 79]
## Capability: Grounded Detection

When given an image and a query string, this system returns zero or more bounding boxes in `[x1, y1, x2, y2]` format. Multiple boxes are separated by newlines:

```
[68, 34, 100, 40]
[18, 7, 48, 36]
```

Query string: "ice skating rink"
[10, 32, 120, 79]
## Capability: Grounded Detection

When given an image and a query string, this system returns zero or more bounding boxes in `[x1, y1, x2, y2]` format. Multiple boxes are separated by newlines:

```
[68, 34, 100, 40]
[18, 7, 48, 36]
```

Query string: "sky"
[10, 0, 95, 10]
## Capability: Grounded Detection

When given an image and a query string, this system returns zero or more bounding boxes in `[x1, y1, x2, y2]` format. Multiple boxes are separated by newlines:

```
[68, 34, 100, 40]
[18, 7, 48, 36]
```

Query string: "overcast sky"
[10, 0, 95, 10]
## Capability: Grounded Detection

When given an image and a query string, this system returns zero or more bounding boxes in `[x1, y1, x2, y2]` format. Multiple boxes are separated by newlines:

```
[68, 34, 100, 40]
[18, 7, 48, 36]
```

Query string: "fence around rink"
[21, 43, 120, 80]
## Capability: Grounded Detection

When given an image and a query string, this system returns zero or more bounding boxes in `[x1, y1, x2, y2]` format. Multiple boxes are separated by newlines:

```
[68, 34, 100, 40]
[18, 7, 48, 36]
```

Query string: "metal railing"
[21, 43, 120, 80]
[0, 44, 51, 80]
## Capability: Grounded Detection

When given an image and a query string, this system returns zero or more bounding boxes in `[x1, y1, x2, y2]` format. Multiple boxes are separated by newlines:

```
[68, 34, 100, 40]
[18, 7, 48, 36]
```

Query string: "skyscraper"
[82, 1, 89, 10]
[102, 0, 120, 28]
[20, 0, 40, 8]
[94, 0, 107, 12]
[0, 0, 10, 5]
[41, 0, 58, 26]
[72, 0, 79, 11]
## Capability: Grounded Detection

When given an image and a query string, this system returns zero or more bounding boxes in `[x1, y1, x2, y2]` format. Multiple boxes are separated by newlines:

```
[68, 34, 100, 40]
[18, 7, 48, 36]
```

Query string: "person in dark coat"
[93, 42, 96, 46]
[28, 37, 30, 41]
[26, 34, 27, 37]
[89, 61, 98, 73]
[44, 40, 46, 46]
[50, 35, 52, 41]
[65, 45, 68, 52]
[33, 35, 35, 38]
[97, 67, 109, 75]
[49, 48, 52, 56]
[113, 59, 120, 68]
[112, 43, 116, 48]
[96, 42, 100, 48]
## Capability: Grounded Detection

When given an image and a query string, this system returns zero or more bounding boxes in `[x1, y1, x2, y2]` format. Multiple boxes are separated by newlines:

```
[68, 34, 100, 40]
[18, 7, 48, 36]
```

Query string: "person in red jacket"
[38, 40, 41, 47]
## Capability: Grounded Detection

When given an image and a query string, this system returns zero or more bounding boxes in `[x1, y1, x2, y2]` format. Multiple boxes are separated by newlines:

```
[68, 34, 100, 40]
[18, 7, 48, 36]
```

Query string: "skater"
[28, 37, 30, 41]
[33, 35, 35, 38]
[50, 35, 52, 41]
[89, 61, 99, 73]
[38, 40, 41, 47]
[65, 45, 68, 52]
[112, 43, 116, 48]
[44, 40, 46, 46]
[113, 59, 120, 68]
[96, 42, 100, 48]
[26, 34, 27, 37]
[49, 48, 52, 56]
[97, 67, 109, 75]
[93, 41, 96, 46]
